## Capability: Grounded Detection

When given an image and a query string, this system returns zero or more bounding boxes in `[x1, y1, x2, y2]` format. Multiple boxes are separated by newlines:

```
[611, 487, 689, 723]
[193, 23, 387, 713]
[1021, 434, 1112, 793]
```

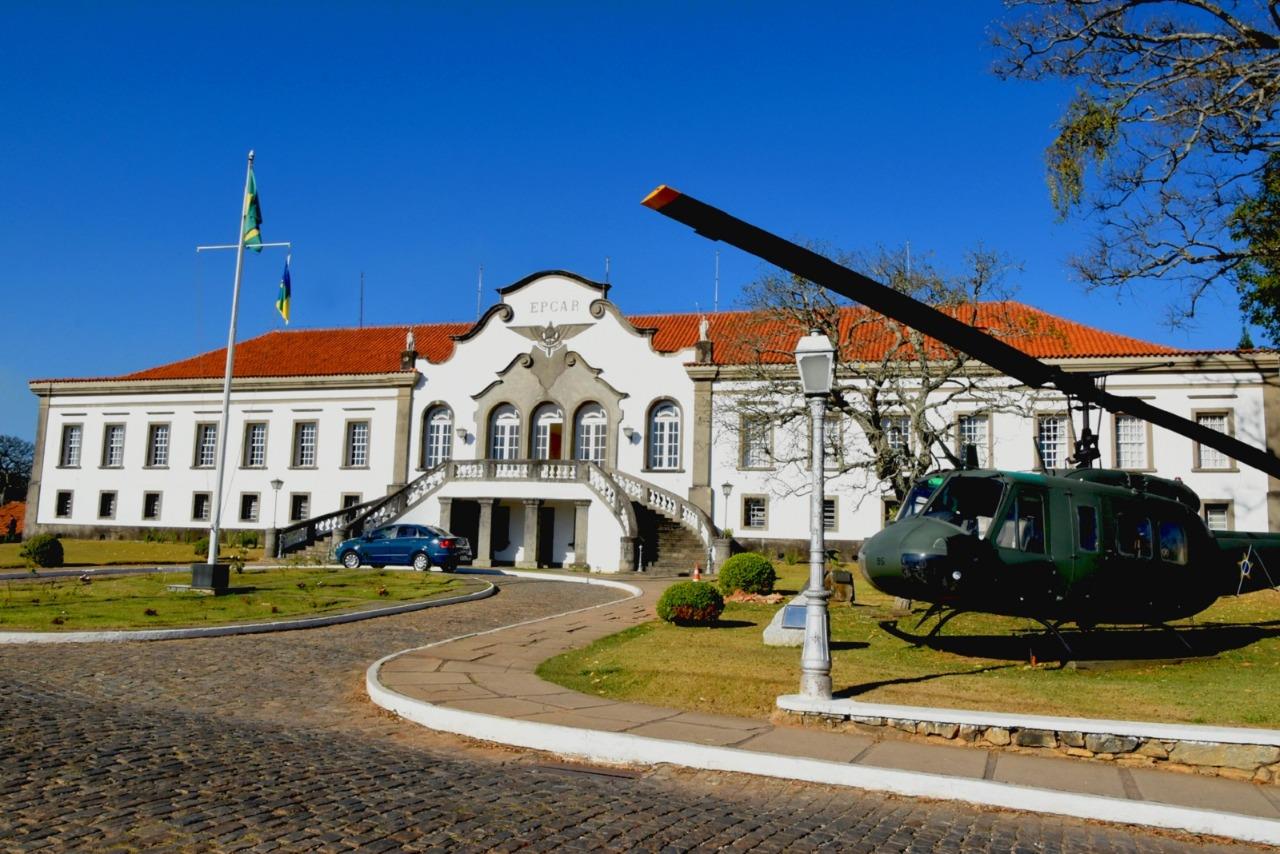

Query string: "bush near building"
[20, 533, 64, 568]
[718, 552, 777, 596]
[656, 581, 724, 626]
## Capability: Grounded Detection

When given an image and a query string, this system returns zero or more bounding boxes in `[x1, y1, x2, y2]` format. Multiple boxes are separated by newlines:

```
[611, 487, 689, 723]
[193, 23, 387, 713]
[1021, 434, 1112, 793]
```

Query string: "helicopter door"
[1069, 498, 1101, 585]
[993, 488, 1056, 603]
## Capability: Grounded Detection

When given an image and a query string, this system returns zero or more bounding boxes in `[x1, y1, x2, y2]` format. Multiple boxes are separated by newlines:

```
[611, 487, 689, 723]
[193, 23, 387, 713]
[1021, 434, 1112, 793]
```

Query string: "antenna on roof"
[359, 271, 365, 329]
[604, 256, 610, 284]
[476, 264, 484, 320]
[714, 250, 720, 313]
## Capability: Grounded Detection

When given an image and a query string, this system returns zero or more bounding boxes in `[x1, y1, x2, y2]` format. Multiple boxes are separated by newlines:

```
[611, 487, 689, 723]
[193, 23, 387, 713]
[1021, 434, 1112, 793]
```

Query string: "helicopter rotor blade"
[642, 185, 1280, 481]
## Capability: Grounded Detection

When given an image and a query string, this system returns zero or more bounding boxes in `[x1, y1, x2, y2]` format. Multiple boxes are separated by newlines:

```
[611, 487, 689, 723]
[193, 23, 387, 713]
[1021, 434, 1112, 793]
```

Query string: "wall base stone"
[774, 707, 1280, 784]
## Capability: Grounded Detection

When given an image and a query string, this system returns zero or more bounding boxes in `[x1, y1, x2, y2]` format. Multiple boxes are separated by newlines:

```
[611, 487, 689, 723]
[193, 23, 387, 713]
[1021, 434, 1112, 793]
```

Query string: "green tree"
[995, 1, 1280, 335]
[0, 435, 34, 503]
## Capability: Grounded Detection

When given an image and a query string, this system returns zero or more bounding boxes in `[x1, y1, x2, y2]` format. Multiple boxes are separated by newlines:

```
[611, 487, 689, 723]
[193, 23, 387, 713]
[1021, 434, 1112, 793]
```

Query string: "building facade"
[25, 271, 1280, 571]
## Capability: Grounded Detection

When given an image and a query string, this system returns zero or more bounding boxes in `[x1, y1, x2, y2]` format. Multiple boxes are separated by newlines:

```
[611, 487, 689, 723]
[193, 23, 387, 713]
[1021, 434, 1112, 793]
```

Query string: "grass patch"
[0, 568, 475, 630]
[0, 539, 263, 569]
[538, 564, 1280, 728]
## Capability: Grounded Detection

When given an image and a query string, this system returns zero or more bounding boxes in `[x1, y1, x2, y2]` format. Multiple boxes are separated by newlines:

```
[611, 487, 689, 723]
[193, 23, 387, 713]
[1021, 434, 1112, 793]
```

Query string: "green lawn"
[538, 564, 1280, 729]
[0, 538, 263, 569]
[0, 568, 475, 630]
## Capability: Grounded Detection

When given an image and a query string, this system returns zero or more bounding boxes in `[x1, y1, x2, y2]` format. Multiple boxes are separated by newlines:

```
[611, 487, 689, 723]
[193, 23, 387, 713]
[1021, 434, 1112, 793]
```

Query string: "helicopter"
[642, 184, 1280, 640]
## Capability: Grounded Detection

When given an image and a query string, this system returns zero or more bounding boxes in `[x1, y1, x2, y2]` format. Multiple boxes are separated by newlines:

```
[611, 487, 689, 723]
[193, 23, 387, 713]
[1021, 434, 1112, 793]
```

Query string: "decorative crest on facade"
[511, 321, 589, 356]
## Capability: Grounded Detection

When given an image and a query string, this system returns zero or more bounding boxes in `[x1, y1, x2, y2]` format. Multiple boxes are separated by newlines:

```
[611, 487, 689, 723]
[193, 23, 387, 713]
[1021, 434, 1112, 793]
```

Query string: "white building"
[24, 271, 1280, 571]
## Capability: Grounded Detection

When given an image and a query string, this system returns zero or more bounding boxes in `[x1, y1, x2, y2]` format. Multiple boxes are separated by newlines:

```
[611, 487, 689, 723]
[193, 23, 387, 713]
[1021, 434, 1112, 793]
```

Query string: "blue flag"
[275, 256, 291, 324]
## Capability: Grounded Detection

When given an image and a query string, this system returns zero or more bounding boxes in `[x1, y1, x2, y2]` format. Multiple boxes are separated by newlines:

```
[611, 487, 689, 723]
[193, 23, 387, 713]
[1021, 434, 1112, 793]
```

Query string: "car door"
[362, 527, 394, 563]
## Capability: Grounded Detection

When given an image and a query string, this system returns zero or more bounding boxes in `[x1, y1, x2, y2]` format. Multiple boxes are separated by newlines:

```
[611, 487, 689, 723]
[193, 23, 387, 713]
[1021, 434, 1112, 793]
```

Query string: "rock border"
[776, 696, 1280, 784]
[0, 581, 495, 644]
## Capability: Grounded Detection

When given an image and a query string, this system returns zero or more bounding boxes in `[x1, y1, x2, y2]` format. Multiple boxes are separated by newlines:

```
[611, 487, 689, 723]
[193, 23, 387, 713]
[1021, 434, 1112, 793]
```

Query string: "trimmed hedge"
[20, 533, 64, 568]
[718, 551, 777, 595]
[656, 581, 724, 626]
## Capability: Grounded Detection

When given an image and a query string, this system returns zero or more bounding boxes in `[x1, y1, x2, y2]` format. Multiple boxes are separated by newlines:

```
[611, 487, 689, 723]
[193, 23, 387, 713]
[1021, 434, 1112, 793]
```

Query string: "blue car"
[335, 524, 471, 572]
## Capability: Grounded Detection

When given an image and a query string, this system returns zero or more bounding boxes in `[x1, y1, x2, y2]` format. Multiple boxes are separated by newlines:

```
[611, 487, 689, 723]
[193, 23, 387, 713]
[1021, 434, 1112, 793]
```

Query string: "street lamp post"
[720, 481, 733, 531]
[795, 330, 835, 700]
[269, 478, 284, 558]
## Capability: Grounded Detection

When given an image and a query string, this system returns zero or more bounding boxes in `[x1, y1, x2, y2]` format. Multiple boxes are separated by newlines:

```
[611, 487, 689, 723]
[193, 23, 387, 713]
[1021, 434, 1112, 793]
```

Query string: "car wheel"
[412, 552, 431, 572]
[341, 551, 361, 569]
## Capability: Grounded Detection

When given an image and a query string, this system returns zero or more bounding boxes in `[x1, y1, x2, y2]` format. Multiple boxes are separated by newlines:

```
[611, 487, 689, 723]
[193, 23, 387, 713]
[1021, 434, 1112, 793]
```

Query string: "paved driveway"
[0, 578, 1255, 852]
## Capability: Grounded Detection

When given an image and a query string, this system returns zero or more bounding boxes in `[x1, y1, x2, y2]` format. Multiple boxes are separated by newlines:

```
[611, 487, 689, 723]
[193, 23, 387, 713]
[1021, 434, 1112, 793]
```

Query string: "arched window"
[531, 403, 565, 460]
[421, 406, 453, 469]
[647, 400, 681, 470]
[574, 403, 607, 465]
[489, 404, 521, 460]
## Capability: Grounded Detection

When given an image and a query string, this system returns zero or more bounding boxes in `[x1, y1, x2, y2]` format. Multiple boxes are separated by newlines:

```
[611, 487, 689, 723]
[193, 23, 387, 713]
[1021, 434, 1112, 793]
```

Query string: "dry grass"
[538, 564, 1280, 728]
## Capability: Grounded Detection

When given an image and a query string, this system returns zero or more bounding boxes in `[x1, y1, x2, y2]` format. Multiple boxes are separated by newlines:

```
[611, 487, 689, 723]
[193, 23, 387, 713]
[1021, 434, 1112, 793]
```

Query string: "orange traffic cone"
[693, 562, 702, 581]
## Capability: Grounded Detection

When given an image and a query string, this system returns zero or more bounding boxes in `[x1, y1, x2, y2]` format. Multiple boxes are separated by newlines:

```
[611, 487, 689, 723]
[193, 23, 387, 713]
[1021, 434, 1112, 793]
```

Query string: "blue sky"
[0, 3, 1254, 440]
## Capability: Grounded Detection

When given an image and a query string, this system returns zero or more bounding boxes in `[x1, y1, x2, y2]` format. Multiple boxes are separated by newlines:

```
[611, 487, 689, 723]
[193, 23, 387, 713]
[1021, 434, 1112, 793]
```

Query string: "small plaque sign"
[781, 604, 807, 630]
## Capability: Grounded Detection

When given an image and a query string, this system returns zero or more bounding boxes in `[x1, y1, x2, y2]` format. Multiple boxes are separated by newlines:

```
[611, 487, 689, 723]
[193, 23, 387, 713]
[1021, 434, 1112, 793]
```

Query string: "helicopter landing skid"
[910, 604, 968, 643]
[1152, 622, 1194, 652]
[1026, 617, 1074, 657]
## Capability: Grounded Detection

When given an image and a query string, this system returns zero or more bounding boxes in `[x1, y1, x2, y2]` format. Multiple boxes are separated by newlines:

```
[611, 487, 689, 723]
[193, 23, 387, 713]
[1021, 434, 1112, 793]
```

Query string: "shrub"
[235, 531, 259, 549]
[656, 581, 724, 626]
[718, 552, 777, 595]
[20, 534, 64, 568]
[192, 537, 210, 558]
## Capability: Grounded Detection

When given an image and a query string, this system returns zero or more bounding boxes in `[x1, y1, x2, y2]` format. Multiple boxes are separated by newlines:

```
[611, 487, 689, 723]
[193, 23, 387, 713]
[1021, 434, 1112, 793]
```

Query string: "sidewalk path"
[369, 571, 1280, 846]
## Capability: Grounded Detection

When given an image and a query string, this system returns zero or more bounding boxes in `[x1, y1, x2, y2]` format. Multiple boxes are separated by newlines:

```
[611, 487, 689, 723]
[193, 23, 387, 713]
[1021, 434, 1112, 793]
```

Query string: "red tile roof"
[0, 501, 24, 538]
[40, 301, 1187, 384]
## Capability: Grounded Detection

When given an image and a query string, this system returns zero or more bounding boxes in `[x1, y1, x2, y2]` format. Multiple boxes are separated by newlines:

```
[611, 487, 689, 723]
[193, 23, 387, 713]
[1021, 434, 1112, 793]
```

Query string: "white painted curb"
[777, 695, 1280, 747]
[0, 582, 495, 644]
[366, 572, 1280, 846]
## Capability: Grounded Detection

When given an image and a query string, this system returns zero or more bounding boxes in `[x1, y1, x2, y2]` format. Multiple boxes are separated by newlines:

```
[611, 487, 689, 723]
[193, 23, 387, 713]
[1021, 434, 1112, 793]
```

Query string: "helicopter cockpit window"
[897, 475, 945, 521]
[920, 476, 1004, 536]
[994, 491, 1046, 554]
[1158, 521, 1188, 565]
[1117, 514, 1154, 559]
[1076, 505, 1098, 552]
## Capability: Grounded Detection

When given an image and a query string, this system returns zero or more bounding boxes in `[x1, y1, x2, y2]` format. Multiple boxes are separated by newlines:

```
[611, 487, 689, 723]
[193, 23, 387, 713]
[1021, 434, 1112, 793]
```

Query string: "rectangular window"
[292, 421, 318, 467]
[1076, 505, 1098, 552]
[1203, 501, 1231, 531]
[345, 421, 370, 467]
[1036, 415, 1068, 469]
[289, 493, 310, 522]
[742, 496, 768, 529]
[823, 498, 837, 531]
[194, 423, 218, 468]
[243, 422, 267, 468]
[98, 491, 117, 519]
[740, 416, 772, 468]
[55, 491, 73, 517]
[996, 492, 1046, 554]
[884, 415, 910, 454]
[192, 492, 211, 522]
[1115, 415, 1147, 469]
[101, 424, 125, 468]
[341, 493, 362, 521]
[956, 414, 989, 467]
[1195, 412, 1232, 470]
[142, 492, 162, 520]
[239, 493, 260, 523]
[146, 423, 170, 467]
[60, 424, 83, 467]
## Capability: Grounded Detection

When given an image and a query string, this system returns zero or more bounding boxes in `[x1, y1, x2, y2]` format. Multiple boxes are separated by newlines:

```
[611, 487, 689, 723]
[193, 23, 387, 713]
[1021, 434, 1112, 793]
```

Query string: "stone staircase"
[634, 504, 711, 577]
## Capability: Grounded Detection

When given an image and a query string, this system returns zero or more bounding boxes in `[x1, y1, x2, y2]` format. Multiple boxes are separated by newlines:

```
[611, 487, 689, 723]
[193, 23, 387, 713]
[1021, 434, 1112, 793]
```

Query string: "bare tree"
[726, 245, 1035, 507]
[0, 435, 34, 503]
[994, 0, 1280, 332]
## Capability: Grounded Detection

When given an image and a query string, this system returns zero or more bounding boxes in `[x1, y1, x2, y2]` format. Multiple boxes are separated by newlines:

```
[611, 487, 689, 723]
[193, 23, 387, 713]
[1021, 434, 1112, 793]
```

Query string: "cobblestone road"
[0, 578, 1260, 852]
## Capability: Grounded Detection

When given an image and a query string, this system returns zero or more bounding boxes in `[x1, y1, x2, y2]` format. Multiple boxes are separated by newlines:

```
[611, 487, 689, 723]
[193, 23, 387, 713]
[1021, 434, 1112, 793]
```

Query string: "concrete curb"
[0, 582, 496, 645]
[366, 572, 1280, 846]
[778, 695, 1280, 748]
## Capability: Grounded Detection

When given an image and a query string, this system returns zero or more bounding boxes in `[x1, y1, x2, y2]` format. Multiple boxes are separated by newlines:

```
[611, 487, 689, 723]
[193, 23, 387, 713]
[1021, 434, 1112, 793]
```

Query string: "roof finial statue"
[405, 328, 416, 353]
[698, 315, 710, 342]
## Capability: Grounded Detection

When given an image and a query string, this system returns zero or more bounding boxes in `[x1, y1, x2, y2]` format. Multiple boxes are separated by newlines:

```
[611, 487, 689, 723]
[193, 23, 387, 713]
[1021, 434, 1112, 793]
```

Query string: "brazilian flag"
[242, 168, 263, 252]
[276, 256, 291, 324]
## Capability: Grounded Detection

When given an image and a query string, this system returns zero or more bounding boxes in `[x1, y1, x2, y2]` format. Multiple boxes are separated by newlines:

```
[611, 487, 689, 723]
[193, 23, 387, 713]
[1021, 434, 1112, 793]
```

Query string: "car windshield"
[921, 476, 1005, 537]
[897, 475, 947, 521]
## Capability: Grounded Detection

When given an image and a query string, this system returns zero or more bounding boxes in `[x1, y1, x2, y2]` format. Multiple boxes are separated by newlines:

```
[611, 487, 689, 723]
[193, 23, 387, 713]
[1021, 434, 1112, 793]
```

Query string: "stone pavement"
[372, 573, 1280, 845]
[2, 575, 1233, 852]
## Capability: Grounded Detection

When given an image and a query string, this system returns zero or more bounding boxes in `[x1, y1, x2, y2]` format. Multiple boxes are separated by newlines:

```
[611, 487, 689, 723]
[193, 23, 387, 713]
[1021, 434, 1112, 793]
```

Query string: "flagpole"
[207, 149, 255, 566]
